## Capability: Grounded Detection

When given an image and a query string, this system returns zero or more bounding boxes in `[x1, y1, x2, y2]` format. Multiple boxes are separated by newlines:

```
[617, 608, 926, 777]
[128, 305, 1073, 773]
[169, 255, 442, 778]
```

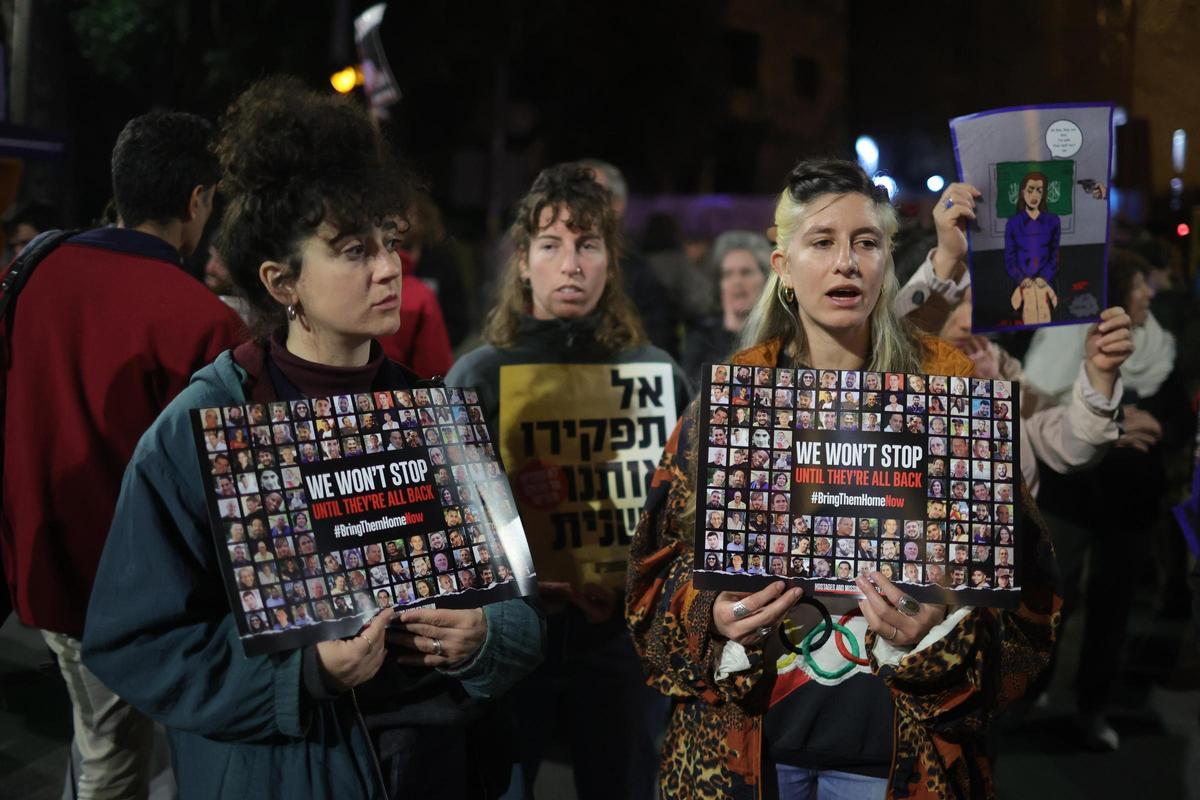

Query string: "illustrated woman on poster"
[1004, 171, 1060, 325]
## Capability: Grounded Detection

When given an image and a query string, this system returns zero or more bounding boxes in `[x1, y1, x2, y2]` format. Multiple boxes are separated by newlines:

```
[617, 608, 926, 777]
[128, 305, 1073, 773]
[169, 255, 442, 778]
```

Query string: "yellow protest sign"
[498, 362, 676, 588]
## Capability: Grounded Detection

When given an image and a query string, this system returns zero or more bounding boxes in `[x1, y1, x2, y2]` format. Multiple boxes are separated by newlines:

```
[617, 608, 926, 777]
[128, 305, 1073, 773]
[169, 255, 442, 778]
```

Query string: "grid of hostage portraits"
[194, 387, 534, 655]
[693, 364, 1021, 607]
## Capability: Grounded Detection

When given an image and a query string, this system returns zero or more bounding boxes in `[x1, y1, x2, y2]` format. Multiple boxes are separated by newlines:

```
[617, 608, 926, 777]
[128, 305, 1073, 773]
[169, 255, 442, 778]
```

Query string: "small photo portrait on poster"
[204, 429, 229, 453]
[855, 518, 877, 538]
[879, 539, 900, 561]
[226, 521, 246, 543]
[790, 557, 809, 576]
[861, 412, 881, 432]
[926, 542, 947, 563]
[256, 562, 279, 585]
[901, 563, 923, 584]
[925, 562, 947, 586]
[971, 567, 992, 589]
[245, 611, 269, 634]
[210, 452, 233, 475]
[810, 557, 832, 578]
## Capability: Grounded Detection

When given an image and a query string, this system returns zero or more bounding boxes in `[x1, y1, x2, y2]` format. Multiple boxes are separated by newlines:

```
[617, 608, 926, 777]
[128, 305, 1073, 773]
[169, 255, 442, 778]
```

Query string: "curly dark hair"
[111, 111, 218, 228]
[482, 163, 645, 351]
[215, 76, 413, 340]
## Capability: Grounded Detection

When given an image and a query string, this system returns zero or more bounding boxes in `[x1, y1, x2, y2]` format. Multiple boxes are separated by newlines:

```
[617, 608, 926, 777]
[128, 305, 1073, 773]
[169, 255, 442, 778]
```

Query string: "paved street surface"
[2, 585, 1196, 799]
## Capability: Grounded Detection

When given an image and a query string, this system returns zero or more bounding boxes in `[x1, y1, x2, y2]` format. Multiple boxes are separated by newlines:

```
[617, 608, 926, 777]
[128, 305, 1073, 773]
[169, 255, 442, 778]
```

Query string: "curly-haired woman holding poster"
[1004, 171, 1061, 324]
[626, 159, 1060, 799]
[81, 78, 543, 798]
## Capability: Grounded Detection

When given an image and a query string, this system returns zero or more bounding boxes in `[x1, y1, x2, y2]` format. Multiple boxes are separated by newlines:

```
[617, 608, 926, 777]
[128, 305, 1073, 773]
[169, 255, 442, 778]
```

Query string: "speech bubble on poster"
[1045, 119, 1083, 158]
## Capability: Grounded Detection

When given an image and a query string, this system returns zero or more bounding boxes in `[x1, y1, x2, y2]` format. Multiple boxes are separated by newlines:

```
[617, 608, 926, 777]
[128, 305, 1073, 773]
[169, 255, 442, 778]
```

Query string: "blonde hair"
[482, 163, 646, 351]
[740, 159, 925, 374]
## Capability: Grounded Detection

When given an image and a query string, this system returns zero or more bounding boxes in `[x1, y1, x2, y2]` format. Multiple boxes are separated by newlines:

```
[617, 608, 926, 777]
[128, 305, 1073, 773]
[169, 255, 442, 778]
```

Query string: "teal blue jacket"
[82, 349, 543, 799]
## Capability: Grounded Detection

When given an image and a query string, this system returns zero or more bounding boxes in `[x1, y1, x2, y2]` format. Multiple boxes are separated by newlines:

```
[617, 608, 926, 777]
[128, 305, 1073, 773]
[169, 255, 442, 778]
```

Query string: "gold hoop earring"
[780, 284, 795, 304]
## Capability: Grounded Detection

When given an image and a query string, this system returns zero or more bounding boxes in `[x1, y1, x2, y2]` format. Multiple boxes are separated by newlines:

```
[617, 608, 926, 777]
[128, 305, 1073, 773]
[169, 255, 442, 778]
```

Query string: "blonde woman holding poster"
[626, 159, 1059, 799]
[447, 163, 691, 800]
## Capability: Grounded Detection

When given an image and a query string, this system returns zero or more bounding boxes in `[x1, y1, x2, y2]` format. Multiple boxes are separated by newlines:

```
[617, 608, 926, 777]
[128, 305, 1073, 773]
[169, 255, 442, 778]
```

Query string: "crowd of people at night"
[0, 73, 1197, 800]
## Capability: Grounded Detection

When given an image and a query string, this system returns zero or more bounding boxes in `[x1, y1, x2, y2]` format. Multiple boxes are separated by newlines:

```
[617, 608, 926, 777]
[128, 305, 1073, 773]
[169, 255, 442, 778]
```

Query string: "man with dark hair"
[0, 110, 243, 797]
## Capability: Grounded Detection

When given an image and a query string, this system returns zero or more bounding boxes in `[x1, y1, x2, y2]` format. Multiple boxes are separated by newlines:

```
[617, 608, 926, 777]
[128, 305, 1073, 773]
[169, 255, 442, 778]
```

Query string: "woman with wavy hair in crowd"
[626, 158, 1059, 799]
[448, 163, 691, 800]
[82, 77, 542, 798]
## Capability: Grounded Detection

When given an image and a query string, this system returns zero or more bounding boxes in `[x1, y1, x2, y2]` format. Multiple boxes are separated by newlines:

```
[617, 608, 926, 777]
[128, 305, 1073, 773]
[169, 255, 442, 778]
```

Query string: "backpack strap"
[0, 227, 78, 619]
[0, 228, 79, 365]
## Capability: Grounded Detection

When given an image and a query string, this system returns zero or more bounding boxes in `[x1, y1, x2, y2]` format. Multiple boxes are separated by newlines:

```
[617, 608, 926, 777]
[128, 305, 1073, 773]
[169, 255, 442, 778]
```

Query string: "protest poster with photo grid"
[692, 364, 1021, 608]
[193, 387, 537, 656]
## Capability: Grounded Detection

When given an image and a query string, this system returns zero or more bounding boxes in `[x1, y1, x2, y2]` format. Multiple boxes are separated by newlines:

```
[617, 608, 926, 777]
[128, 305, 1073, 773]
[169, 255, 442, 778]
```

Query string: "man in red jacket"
[0, 111, 244, 797]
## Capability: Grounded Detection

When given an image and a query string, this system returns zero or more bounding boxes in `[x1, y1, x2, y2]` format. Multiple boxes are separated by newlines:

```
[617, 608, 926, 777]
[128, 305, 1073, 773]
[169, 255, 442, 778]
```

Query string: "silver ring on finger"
[732, 600, 751, 620]
[896, 594, 920, 618]
[944, 197, 954, 209]
[757, 625, 773, 639]
[431, 637, 443, 657]
[885, 624, 899, 642]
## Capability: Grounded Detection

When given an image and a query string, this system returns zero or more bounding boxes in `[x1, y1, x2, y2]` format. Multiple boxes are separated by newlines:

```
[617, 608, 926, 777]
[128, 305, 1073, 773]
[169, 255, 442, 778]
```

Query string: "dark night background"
[8, 0, 1198, 258]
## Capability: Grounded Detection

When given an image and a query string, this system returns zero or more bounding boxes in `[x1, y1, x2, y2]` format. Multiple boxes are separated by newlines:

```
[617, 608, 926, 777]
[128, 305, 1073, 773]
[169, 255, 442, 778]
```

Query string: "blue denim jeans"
[772, 764, 888, 800]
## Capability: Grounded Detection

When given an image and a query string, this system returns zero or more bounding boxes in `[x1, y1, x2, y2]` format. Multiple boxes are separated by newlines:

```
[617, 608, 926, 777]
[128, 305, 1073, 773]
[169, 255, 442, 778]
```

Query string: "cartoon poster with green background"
[950, 104, 1113, 332]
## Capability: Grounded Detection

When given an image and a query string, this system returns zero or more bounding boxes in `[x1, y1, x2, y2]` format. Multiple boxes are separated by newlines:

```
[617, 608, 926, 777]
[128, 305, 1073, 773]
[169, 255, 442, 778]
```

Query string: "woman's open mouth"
[825, 285, 863, 308]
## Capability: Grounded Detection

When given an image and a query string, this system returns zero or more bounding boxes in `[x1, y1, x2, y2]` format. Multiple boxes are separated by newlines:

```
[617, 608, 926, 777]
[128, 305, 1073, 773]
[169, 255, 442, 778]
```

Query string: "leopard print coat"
[626, 336, 1061, 799]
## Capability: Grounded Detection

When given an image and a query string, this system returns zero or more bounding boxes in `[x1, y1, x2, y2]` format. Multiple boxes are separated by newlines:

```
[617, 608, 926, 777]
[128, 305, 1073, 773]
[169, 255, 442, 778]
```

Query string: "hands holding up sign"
[388, 607, 488, 667]
[855, 571, 945, 648]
